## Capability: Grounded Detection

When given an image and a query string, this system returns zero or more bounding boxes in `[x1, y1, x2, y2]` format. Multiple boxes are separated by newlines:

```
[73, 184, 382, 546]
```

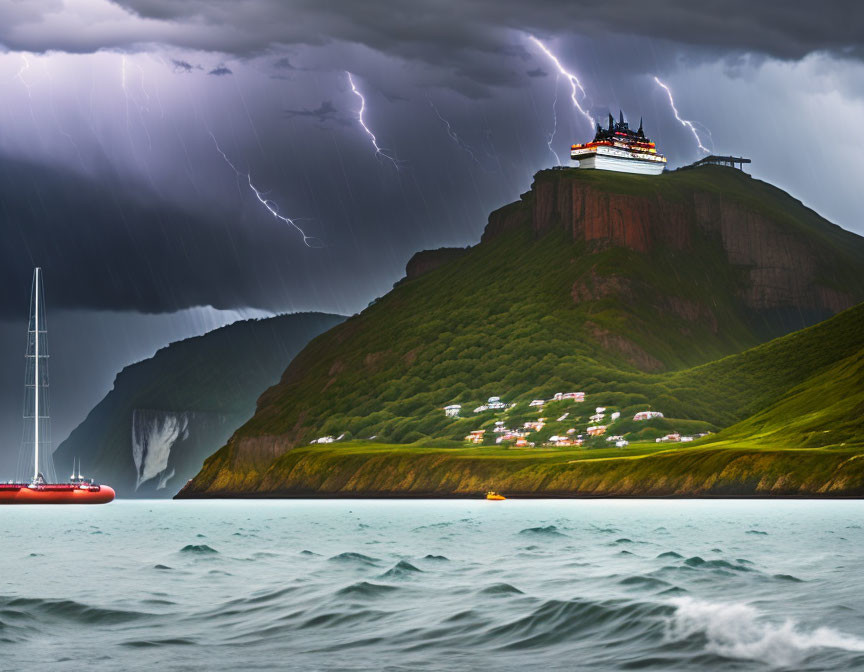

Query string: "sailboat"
[0, 268, 114, 504]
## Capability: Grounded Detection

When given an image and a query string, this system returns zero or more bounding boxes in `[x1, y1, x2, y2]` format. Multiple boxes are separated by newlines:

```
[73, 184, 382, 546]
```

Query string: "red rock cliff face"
[485, 170, 862, 316]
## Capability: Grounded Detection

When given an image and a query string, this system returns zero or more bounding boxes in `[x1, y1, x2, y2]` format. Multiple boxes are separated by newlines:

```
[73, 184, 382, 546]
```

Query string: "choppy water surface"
[1, 500, 863, 671]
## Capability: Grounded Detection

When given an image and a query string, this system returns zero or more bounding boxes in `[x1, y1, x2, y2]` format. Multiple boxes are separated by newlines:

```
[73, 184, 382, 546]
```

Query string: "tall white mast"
[33, 267, 40, 482]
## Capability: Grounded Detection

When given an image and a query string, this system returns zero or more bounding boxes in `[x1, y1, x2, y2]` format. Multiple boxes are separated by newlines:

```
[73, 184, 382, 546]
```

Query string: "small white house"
[488, 396, 501, 403]
[488, 401, 506, 410]
[529, 399, 545, 407]
[634, 411, 664, 421]
[474, 405, 489, 413]
[615, 440, 629, 448]
[610, 411, 621, 422]
[557, 412, 569, 422]
[312, 435, 335, 444]
[444, 404, 462, 418]
[680, 436, 694, 443]
[595, 406, 606, 414]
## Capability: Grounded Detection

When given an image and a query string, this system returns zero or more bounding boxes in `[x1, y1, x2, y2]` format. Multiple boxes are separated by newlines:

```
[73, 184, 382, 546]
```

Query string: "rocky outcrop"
[485, 168, 863, 320]
[403, 247, 469, 282]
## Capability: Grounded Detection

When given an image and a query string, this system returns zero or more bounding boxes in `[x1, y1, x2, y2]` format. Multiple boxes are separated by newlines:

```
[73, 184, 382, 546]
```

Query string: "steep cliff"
[178, 166, 864, 497]
[54, 312, 344, 497]
[487, 167, 862, 335]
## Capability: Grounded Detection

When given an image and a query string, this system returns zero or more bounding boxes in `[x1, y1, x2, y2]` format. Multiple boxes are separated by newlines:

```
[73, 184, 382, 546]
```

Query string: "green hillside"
[177, 166, 864, 498]
[243, 167, 864, 444]
[178, 301, 864, 498]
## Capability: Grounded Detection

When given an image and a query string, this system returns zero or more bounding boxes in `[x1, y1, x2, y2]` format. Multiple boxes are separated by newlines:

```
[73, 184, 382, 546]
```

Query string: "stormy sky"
[0, 0, 862, 465]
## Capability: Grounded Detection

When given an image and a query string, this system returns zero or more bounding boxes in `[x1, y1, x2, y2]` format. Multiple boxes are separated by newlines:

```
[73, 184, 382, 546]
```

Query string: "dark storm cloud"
[284, 101, 348, 126]
[208, 65, 232, 76]
[0, 0, 861, 322]
[171, 58, 195, 73]
[272, 56, 296, 70]
[1, 2, 862, 75]
[116, 1, 864, 64]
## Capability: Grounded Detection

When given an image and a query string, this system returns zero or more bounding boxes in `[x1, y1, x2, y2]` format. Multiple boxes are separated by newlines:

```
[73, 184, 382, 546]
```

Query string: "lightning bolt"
[546, 74, 562, 165]
[209, 132, 322, 248]
[346, 71, 399, 169]
[427, 99, 482, 166]
[15, 54, 32, 98]
[653, 76, 711, 154]
[528, 36, 594, 130]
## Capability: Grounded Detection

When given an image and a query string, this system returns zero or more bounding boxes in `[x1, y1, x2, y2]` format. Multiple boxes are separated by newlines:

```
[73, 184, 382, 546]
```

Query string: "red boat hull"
[0, 484, 115, 504]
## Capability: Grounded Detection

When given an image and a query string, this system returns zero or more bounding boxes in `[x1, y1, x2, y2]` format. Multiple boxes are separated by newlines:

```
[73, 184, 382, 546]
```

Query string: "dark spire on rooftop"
[608, 113, 614, 131]
[619, 109, 624, 126]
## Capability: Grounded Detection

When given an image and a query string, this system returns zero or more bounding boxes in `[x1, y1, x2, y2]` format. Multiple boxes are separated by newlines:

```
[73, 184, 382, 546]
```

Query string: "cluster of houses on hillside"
[462, 405, 636, 448]
[444, 391, 587, 420]
[455, 398, 700, 448]
[655, 432, 710, 443]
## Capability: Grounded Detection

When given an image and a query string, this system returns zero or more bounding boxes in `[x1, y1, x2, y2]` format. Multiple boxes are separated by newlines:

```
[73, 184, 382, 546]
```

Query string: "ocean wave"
[618, 576, 672, 591]
[666, 597, 864, 667]
[299, 609, 391, 629]
[486, 596, 670, 649]
[478, 583, 524, 596]
[683, 556, 751, 572]
[179, 544, 219, 554]
[380, 560, 422, 578]
[222, 585, 301, 608]
[0, 596, 149, 625]
[772, 573, 804, 583]
[122, 637, 196, 647]
[335, 581, 400, 598]
[517, 525, 566, 537]
[328, 552, 380, 566]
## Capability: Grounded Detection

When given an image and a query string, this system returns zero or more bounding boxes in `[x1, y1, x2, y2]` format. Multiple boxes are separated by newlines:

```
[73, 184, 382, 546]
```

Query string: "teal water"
[1, 500, 863, 671]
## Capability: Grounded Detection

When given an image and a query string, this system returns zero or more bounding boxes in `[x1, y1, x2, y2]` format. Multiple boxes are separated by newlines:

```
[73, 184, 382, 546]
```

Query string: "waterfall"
[131, 409, 190, 490]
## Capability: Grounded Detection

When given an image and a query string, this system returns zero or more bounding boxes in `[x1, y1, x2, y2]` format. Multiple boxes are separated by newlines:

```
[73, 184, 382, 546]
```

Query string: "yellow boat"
[486, 491, 506, 501]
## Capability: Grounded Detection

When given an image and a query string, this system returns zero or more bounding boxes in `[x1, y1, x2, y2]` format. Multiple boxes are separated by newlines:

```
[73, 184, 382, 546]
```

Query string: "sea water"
[1, 500, 863, 671]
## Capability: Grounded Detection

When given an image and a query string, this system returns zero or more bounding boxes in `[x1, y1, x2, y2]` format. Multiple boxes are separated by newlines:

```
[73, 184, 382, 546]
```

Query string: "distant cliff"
[54, 312, 344, 497]
[177, 166, 864, 498]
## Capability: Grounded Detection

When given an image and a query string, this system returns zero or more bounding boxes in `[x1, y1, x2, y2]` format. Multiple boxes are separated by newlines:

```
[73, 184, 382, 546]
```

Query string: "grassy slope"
[180, 441, 864, 498]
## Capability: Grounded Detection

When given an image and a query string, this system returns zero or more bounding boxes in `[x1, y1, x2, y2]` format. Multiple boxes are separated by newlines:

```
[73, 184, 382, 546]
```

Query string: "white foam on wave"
[667, 597, 864, 668]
